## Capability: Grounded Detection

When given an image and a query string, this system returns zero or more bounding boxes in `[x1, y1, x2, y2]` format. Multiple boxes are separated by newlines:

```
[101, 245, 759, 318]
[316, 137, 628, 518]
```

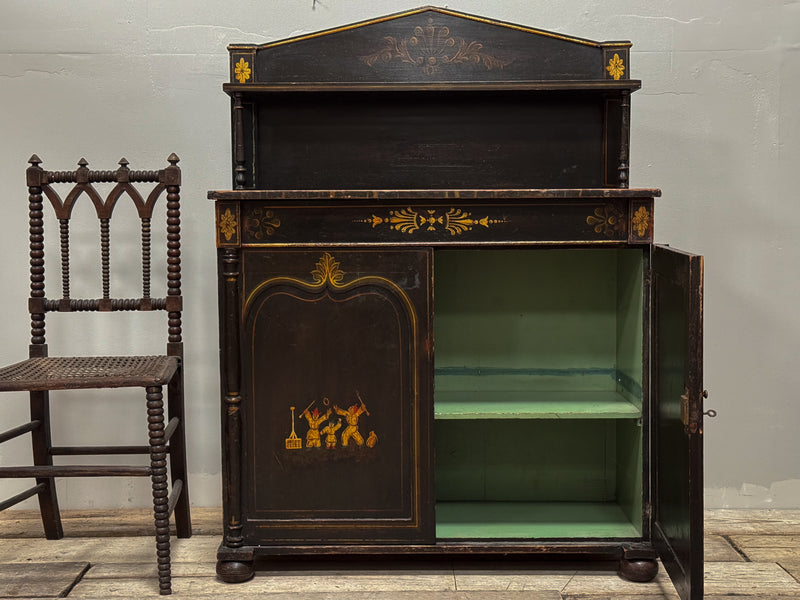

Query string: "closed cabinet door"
[240, 248, 434, 544]
[652, 245, 704, 600]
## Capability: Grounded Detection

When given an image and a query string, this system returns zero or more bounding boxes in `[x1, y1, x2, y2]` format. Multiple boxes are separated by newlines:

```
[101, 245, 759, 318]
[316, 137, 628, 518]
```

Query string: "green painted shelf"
[436, 501, 641, 539]
[434, 390, 641, 419]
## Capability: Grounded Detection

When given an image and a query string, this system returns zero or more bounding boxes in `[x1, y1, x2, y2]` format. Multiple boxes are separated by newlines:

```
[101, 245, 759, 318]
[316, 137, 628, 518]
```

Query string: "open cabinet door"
[652, 246, 704, 600]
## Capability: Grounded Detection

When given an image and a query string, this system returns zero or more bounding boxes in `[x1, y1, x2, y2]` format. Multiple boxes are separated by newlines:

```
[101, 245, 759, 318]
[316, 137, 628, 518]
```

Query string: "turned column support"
[618, 90, 631, 189]
[233, 93, 247, 189]
[221, 247, 244, 550]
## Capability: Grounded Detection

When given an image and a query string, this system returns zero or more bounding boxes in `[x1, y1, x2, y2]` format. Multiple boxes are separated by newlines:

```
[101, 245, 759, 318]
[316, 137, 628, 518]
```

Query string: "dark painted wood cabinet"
[211, 8, 705, 599]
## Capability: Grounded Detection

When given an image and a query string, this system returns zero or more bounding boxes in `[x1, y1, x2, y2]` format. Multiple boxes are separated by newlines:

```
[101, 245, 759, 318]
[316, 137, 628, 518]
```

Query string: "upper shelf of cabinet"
[222, 7, 644, 190]
[224, 6, 639, 92]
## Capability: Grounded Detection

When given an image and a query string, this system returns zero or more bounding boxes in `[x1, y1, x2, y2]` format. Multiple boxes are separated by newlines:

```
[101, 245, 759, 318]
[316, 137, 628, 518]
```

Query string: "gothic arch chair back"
[0, 155, 191, 595]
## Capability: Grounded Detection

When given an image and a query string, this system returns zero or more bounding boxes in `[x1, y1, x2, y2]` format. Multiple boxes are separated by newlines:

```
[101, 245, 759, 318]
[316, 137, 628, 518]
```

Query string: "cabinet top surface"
[208, 188, 661, 201]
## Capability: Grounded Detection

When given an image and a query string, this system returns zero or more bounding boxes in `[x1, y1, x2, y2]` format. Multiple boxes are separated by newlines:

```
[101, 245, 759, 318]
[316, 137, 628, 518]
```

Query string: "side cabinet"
[212, 7, 705, 600]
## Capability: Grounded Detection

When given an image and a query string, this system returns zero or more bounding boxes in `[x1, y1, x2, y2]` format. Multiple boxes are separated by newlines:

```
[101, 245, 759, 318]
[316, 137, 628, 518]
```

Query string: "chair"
[0, 155, 191, 595]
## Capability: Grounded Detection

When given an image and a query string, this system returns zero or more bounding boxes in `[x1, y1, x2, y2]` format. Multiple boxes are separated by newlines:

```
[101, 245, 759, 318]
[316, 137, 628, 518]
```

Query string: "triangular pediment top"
[231, 7, 628, 51]
[227, 7, 635, 87]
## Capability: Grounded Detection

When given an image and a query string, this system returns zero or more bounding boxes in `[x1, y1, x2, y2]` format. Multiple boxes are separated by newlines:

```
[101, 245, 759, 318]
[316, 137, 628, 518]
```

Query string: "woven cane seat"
[0, 356, 179, 392]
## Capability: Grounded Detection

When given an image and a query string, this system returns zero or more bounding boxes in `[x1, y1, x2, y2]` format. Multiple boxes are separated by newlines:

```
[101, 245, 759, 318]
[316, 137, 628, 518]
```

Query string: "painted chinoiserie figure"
[211, 8, 706, 600]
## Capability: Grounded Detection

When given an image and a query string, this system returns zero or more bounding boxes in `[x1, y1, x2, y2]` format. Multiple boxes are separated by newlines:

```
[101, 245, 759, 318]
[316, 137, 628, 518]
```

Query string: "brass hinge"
[680, 386, 690, 431]
[681, 387, 711, 434]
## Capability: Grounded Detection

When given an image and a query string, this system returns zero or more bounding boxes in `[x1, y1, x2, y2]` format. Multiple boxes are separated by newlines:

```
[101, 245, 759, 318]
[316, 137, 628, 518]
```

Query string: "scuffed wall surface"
[0, 1, 798, 509]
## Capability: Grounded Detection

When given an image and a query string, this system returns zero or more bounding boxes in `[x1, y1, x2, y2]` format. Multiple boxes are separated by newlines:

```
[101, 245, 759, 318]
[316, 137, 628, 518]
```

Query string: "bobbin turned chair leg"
[147, 385, 172, 595]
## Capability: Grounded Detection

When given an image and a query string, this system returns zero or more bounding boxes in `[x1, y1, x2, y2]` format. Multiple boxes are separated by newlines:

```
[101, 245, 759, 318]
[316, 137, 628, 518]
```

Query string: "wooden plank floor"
[1, 508, 799, 599]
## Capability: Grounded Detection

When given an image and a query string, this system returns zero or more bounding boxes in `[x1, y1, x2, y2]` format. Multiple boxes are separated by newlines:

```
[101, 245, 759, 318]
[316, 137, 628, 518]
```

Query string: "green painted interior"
[435, 368, 618, 391]
[615, 419, 644, 530]
[434, 388, 640, 419]
[435, 502, 641, 539]
[612, 251, 644, 530]
[434, 249, 621, 373]
[432, 248, 644, 538]
[435, 420, 618, 502]
[615, 249, 644, 405]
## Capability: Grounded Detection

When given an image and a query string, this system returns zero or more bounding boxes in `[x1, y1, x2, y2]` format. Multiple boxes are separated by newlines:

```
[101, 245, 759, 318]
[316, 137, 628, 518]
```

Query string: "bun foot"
[216, 559, 254, 583]
[618, 558, 658, 582]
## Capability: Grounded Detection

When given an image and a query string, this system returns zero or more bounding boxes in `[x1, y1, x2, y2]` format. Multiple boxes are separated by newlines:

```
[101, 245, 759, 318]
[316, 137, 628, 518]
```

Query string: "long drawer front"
[215, 197, 654, 247]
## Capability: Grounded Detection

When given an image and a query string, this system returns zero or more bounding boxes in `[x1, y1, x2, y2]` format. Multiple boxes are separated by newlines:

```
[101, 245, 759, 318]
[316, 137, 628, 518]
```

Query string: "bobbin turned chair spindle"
[0, 155, 191, 595]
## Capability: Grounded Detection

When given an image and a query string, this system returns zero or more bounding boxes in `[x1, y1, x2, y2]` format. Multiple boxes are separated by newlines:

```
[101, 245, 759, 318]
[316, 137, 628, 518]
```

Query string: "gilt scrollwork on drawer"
[358, 207, 507, 236]
[244, 208, 281, 240]
[232, 199, 654, 245]
[586, 204, 626, 238]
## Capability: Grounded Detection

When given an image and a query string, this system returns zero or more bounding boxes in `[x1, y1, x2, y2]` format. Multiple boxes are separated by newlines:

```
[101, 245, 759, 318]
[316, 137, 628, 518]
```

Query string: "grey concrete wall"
[0, 1, 797, 509]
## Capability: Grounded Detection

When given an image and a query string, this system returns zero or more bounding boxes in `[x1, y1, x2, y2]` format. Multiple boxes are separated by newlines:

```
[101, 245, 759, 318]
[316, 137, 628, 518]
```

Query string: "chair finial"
[118, 157, 130, 168]
[77, 157, 89, 168]
[28, 154, 42, 167]
[167, 153, 180, 165]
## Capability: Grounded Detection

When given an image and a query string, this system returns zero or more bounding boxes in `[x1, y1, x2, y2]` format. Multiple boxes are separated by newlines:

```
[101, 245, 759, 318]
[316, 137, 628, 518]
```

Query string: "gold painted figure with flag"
[334, 391, 370, 448]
